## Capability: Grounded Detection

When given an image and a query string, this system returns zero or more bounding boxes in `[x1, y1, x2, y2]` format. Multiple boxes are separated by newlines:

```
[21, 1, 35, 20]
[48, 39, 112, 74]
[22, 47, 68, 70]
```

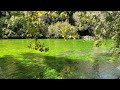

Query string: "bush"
[48, 22, 61, 38]
[1, 28, 17, 39]
[73, 11, 93, 34]
[48, 21, 79, 39]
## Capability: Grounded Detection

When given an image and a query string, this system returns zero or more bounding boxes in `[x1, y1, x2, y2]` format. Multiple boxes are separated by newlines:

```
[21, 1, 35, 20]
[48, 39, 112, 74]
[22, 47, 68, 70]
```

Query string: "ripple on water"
[58, 50, 120, 79]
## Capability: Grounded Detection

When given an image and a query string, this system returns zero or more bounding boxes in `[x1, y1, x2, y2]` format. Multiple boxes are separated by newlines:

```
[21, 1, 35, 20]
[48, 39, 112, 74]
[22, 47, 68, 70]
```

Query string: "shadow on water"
[0, 52, 120, 79]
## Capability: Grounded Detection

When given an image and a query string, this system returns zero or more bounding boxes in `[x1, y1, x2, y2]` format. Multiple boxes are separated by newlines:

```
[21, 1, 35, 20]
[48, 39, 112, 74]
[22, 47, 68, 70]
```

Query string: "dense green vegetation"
[0, 11, 119, 79]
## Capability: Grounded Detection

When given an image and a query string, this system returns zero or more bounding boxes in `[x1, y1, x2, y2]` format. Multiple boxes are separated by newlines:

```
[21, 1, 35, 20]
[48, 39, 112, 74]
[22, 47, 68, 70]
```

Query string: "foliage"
[28, 40, 49, 52]
[0, 17, 6, 38]
[26, 11, 49, 52]
[0, 11, 86, 39]
[87, 12, 119, 55]
[0, 12, 26, 38]
[48, 21, 79, 39]
[73, 11, 92, 31]
[0, 11, 119, 58]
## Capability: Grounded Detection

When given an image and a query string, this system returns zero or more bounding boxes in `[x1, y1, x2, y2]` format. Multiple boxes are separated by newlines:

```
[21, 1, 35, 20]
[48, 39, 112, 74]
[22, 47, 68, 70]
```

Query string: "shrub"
[48, 21, 79, 39]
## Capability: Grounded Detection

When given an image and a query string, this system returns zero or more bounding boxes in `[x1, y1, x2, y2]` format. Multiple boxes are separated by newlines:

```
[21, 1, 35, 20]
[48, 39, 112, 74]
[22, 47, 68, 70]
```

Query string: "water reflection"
[60, 48, 120, 79]
[69, 59, 120, 79]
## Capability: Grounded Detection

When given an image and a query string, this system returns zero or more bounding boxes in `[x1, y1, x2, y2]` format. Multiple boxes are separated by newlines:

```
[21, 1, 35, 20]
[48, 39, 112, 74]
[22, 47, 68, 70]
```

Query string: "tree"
[85, 11, 120, 78]
[85, 11, 120, 56]
[73, 11, 120, 78]
[0, 11, 119, 55]
[48, 21, 79, 40]
[24, 11, 49, 52]
[73, 11, 93, 37]
[104, 11, 120, 60]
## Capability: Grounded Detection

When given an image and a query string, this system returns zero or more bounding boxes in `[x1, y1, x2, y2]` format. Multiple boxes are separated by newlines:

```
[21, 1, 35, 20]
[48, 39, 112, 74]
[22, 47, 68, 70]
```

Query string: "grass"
[0, 39, 113, 79]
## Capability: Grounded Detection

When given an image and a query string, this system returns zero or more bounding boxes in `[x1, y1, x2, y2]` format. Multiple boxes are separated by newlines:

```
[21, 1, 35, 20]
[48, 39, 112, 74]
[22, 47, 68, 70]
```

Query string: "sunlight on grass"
[0, 39, 113, 79]
[0, 39, 113, 60]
